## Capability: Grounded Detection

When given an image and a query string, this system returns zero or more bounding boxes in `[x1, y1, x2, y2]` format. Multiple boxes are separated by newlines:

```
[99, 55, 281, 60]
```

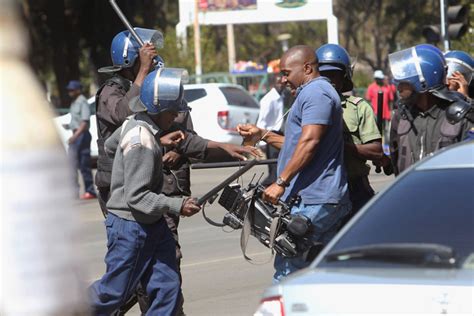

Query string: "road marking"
[181, 251, 272, 268]
[87, 251, 273, 283]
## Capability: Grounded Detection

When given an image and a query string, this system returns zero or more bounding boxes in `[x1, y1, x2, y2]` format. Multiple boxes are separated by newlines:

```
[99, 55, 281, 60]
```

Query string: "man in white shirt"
[256, 75, 287, 186]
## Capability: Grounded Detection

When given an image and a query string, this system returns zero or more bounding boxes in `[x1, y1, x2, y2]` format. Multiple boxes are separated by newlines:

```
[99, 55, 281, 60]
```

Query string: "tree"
[334, 0, 439, 77]
[22, 0, 166, 107]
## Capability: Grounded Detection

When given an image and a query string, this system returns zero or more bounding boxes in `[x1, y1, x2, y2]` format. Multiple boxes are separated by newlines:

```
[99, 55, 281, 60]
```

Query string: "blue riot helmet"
[415, 44, 446, 67]
[129, 68, 190, 114]
[98, 28, 164, 73]
[316, 43, 354, 92]
[444, 50, 473, 84]
[389, 46, 446, 93]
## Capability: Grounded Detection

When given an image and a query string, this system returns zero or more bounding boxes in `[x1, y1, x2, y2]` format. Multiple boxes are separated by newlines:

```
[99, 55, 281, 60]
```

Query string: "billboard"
[177, 0, 337, 43]
[199, 0, 257, 11]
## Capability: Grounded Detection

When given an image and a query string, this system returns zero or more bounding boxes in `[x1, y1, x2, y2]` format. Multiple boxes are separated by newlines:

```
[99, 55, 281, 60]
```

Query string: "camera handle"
[197, 159, 259, 205]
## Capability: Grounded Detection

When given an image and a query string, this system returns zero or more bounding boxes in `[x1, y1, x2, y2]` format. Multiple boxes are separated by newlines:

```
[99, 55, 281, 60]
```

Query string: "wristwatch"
[276, 176, 289, 187]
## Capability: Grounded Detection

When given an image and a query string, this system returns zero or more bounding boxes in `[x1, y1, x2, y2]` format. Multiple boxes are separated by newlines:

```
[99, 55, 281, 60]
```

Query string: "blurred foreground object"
[0, 1, 89, 315]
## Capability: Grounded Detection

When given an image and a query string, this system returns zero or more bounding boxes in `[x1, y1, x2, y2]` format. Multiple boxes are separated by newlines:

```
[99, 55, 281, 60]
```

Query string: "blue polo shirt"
[278, 76, 348, 204]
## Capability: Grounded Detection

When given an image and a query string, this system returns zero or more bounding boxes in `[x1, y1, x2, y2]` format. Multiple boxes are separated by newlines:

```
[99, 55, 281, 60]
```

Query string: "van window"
[219, 87, 259, 108]
[184, 89, 207, 102]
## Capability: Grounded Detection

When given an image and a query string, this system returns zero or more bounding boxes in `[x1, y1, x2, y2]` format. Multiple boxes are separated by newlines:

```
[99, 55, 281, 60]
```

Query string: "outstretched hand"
[236, 123, 263, 146]
[160, 131, 185, 148]
[220, 143, 263, 160]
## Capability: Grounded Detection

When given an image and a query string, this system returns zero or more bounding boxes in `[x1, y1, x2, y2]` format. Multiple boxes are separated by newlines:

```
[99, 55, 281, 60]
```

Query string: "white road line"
[181, 251, 272, 268]
[88, 251, 273, 282]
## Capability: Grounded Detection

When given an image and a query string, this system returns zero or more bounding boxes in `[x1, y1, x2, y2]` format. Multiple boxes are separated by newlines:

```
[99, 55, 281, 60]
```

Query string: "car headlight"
[254, 296, 285, 316]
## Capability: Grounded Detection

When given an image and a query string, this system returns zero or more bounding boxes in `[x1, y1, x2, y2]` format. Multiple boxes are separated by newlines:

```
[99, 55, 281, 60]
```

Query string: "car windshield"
[219, 87, 259, 108]
[320, 168, 474, 269]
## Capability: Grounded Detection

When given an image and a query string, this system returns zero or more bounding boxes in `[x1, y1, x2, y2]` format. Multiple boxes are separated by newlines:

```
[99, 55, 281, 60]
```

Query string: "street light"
[277, 33, 292, 52]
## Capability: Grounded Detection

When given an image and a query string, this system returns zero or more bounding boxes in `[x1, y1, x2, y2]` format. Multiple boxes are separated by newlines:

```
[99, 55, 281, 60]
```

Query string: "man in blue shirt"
[238, 45, 350, 282]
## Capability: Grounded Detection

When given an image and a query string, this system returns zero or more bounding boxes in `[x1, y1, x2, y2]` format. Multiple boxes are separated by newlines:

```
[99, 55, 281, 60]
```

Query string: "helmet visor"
[153, 68, 189, 105]
[389, 48, 420, 82]
[446, 59, 473, 83]
[135, 28, 164, 50]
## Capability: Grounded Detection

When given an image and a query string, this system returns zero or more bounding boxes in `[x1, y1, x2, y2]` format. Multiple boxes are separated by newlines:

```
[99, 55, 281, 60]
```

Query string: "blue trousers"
[68, 130, 95, 195]
[273, 201, 351, 283]
[90, 214, 180, 316]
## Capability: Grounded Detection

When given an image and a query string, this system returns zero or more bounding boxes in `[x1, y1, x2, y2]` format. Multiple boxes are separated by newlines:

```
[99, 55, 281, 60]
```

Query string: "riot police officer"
[316, 43, 383, 214]
[95, 28, 163, 216]
[444, 50, 473, 98]
[90, 68, 201, 316]
[388, 45, 473, 174]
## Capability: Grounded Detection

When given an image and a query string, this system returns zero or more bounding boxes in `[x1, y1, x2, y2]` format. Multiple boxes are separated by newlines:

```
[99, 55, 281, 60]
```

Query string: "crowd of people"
[243, 43, 473, 284]
[58, 23, 473, 315]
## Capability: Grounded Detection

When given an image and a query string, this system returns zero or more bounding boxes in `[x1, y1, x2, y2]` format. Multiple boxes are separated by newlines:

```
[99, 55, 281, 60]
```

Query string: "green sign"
[275, 0, 307, 9]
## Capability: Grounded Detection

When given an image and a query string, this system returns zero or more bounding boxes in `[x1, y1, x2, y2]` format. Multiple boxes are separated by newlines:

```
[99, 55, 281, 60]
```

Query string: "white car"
[184, 83, 260, 144]
[53, 83, 259, 160]
[255, 141, 474, 315]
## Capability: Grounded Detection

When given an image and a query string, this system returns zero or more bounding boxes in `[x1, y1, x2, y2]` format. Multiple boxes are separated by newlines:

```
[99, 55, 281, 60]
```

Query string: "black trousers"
[348, 176, 375, 215]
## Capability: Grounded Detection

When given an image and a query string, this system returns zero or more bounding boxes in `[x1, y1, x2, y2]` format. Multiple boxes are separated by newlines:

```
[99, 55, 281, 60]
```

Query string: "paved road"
[78, 166, 394, 315]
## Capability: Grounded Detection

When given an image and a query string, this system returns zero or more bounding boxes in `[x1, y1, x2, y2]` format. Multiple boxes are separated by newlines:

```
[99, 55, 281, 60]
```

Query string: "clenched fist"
[160, 130, 186, 148]
[180, 197, 201, 217]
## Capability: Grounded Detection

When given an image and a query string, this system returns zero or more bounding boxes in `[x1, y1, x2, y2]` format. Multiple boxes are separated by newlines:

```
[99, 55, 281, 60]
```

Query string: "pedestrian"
[316, 43, 383, 215]
[444, 50, 473, 98]
[388, 45, 473, 175]
[255, 74, 291, 186]
[237, 45, 350, 283]
[89, 68, 201, 316]
[64, 80, 96, 199]
[365, 69, 394, 141]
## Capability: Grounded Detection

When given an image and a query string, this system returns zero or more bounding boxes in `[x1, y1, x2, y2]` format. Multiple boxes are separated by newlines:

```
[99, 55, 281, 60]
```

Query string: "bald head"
[282, 45, 318, 69]
[279, 45, 319, 94]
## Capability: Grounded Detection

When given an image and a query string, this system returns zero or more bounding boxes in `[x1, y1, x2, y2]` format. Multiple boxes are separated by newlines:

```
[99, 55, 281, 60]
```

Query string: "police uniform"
[390, 102, 473, 174]
[96, 76, 208, 315]
[342, 95, 382, 213]
[160, 111, 208, 258]
[91, 113, 183, 316]
[95, 75, 137, 214]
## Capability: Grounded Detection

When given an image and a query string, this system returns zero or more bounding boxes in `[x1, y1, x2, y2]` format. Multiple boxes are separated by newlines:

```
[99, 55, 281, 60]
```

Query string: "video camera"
[217, 182, 317, 258]
[194, 159, 321, 259]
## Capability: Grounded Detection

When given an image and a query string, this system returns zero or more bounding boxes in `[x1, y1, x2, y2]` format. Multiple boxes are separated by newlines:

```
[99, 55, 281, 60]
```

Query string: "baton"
[191, 159, 277, 170]
[376, 90, 384, 134]
[109, 0, 144, 46]
[109, 0, 162, 68]
[197, 159, 259, 205]
[375, 90, 384, 173]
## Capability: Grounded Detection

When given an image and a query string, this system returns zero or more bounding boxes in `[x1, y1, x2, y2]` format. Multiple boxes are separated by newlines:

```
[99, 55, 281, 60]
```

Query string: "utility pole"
[194, 0, 202, 81]
[440, 0, 450, 51]
[227, 24, 236, 73]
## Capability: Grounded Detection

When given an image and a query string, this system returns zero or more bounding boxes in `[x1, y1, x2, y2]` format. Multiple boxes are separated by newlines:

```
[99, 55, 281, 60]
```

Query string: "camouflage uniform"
[342, 95, 382, 213]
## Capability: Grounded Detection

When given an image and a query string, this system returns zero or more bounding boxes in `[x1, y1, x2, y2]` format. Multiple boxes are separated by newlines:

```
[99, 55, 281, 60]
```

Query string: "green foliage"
[23, 0, 473, 107]
[352, 71, 372, 90]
